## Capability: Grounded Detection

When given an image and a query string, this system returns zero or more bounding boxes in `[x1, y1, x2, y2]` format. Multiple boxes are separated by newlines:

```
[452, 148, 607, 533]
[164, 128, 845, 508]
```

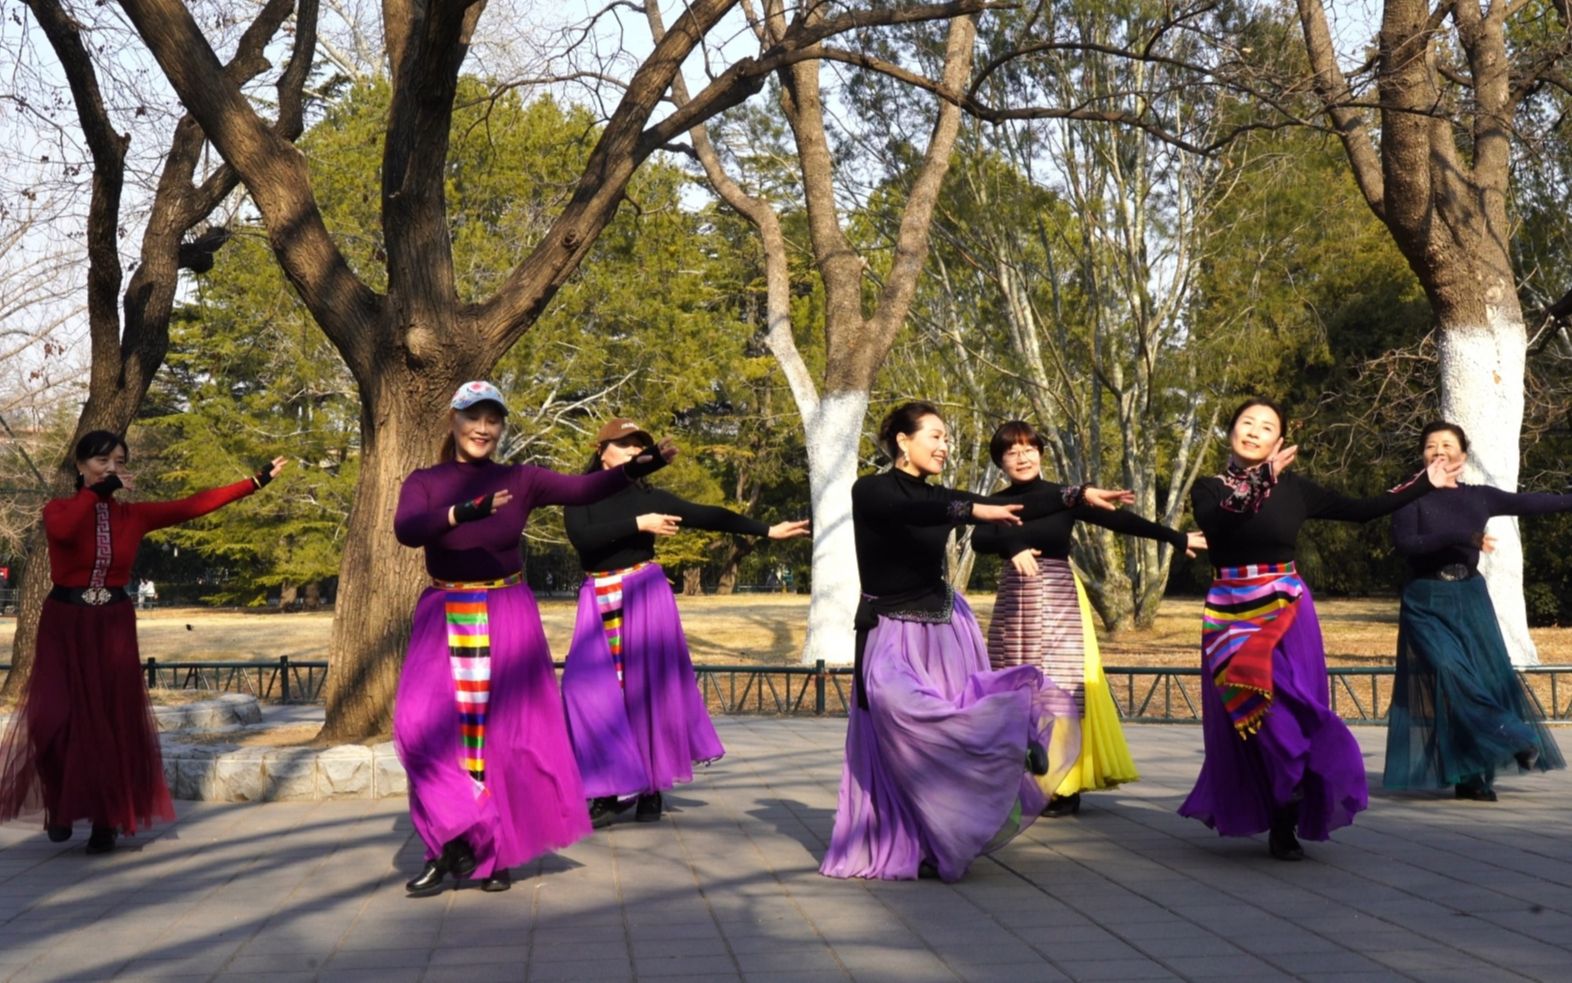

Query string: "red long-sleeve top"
[43, 480, 257, 588]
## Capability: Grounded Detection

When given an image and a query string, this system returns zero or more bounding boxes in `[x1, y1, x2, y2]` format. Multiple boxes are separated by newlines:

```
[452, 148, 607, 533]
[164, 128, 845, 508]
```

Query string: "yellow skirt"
[1037, 573, 1140, 798]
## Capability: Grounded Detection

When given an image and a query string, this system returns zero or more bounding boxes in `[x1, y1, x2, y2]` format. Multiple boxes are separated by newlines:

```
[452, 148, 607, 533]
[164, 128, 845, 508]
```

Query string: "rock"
[372, 742, 407, 798]
[263, 748, 319, 801]
[211, 746, 268, 802]
[317, 745, 373, 799]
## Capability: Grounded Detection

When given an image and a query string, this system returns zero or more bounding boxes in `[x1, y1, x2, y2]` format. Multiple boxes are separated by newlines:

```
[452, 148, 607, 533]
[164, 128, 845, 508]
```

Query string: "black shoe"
[635, 792, 663, 823]
[1455, 782, 1498, 802]
[481, 868, 512, 892]
[84, 825, 117, 855]
[1043, 793, 1081, 818]
[1025, 740, 1049, 776]
[46, 825, 72, 843]
[589, 796, 626, 829]
[917, 860, 941, 880]
[442, 837, 477, 878]
[1268, 806, 1303, 861]
[405, 859, 450, 897]
[1516, 747, 1540, 771]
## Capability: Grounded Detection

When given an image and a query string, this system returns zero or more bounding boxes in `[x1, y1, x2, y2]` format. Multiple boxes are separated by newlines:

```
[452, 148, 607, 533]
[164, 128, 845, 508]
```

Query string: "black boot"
[1267, 806, 1303, 861]
[481, 868, 513, 893]
[442, 837, 477, 879]
[1043, 793, 1081, 818]
[1454, 780, 1497, 802]
[588, 796, 626, 829]
[1515, 747, 1540, 771]
[46, 825, 72, 843]
[84, 825, 117, 855]
[405, 859, 450, 897]
[635, 791, 663, 822]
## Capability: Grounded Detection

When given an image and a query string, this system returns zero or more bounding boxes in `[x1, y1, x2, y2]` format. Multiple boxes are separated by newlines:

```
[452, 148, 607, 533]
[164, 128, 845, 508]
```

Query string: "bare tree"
[1295, 0, 1572, 664]
[2, 0, 315, 697]
[109, 0, 1001, 735]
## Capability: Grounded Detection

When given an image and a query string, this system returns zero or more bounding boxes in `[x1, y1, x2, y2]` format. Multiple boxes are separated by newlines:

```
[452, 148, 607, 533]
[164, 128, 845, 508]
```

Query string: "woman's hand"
[1010, 549, 1042, 577]
[1474, 531, 1498, 554]
[254, 456, 289, 488]
[1083, 486, 1135, 511]
[447, 488, 512, 527]
[653, 438, 679, 465]
[636, 512, 682, 536]
[1425, 455, 1463, 488]
[1184, 531, 1207, 558]
[1267, 440, 1297, 478]
[767, 519, 811, 540]
[973, 502, 1024, 525]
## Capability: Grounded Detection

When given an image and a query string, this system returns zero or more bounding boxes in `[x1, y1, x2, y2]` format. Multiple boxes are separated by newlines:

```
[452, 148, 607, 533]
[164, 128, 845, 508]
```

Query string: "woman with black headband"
[0, 431, 285, 854]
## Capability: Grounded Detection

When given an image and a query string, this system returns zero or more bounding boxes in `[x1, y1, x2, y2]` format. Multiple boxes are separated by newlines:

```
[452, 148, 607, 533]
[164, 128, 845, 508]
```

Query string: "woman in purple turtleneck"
[392, 382, 672, 897]
[1383, 421, 1567, 800]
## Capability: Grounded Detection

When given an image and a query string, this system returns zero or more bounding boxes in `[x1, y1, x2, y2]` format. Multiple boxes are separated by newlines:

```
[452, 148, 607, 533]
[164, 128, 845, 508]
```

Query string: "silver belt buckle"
[81, 587, 112, 606]
[1437, 563, 1470, 582]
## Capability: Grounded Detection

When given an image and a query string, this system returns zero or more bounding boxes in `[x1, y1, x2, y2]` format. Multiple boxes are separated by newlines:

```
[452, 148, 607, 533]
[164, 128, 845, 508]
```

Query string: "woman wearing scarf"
[393, 383, 672, 897]
[1181, 398, 1457, 860]
[1383, 421, 1567, 800]
[0, 431, 284, 854]
[820, 401, 1127, 882]
[562, 417, 809, 827]
[974, 420, 1205, 817]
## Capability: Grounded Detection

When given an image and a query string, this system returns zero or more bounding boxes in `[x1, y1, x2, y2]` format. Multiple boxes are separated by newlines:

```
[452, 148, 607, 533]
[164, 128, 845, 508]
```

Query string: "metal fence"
[4, 659, 1572, 722]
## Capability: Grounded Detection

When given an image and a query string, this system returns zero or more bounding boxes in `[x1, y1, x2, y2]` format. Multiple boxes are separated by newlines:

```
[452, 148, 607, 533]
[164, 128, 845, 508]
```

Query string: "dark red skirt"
[0, 597, 174, 833]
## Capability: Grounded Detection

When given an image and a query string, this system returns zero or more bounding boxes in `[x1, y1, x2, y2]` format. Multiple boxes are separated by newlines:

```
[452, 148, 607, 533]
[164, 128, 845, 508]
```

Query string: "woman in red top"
[0, 431, 285, 853]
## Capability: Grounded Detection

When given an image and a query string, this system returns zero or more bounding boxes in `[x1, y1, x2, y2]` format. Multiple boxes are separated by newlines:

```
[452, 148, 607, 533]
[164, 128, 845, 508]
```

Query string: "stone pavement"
[2, 718, 1570, 982]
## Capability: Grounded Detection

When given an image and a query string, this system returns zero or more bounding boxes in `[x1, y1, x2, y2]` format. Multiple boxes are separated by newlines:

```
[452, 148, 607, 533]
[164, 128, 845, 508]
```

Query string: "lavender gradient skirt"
[820, 595, 1076, 882]
[394, 582, 590, 878]
[561, 563, 724, 798]
[1179, 587, 1367, 840]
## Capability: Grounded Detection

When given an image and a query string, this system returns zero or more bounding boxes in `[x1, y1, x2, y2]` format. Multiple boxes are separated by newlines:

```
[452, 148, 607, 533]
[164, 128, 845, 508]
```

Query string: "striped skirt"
[987, 557, 1086, 713]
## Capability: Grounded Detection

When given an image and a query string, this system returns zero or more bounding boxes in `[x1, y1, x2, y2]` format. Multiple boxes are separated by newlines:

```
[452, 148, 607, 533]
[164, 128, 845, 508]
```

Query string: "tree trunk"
[1440, 317, 1534, 664]
[799, 390, 868, 666]
[315, 380, 446, 743]
[682, 568, 703, 596]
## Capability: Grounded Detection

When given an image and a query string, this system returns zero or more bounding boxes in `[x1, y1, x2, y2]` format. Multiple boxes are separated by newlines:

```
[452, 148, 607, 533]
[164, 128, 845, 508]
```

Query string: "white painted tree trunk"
[799, 390, 869, 666]
[1438, 318, 1537, 666]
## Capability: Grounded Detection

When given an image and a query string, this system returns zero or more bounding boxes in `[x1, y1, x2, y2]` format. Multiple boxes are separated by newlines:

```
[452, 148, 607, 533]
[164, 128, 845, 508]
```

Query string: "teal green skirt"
[1383, 575, 1564, 789]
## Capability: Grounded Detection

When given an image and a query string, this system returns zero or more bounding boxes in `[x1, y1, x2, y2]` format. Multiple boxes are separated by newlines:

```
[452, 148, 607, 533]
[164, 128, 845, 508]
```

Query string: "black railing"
[5, 660, 1572, 722]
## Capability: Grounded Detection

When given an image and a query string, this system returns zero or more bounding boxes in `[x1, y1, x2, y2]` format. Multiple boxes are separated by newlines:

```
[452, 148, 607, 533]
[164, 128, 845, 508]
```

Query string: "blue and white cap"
[451, 380, 509, 415]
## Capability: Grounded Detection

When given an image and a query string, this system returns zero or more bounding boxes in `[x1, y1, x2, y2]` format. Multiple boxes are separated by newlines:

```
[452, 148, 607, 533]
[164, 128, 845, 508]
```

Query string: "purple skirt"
[394, 582, 590, 877]
[1178, 586, 1367, 840]
[561, 563, 723, 798]
[820, 595, 1073, 882]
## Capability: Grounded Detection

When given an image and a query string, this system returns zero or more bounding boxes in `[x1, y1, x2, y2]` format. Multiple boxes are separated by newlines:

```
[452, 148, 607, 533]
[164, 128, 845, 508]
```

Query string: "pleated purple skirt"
[1178, 587, 1368, 840]
[561, 563, 723, 798]
[820, 595, 1074, 882]
[394, 582, 590, 877]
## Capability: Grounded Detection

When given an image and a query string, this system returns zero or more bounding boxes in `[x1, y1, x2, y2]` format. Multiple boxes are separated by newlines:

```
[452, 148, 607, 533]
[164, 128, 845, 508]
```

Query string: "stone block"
[211, 746, 268, 802]
[263, 747, 320, 801]
[372, 742, 407, 798]
[317, 745, 374, 799]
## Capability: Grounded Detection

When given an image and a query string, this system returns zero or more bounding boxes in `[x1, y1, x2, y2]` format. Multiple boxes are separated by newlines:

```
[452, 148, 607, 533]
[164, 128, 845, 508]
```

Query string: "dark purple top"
[395, 458, 630, 581]
[1392, 483, 1572, 580]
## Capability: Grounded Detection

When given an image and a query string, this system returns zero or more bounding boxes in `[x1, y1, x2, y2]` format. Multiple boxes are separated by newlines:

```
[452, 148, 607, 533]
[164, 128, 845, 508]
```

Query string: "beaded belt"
[1214, 560, 1297, 580]
[50, 586, 130, 607]
[431, 571, 524, 590]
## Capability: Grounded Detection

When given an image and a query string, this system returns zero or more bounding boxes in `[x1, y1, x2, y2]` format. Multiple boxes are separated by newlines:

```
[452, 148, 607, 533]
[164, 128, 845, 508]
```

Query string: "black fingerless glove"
[623, 449, 669, 480]
[253, 463, 275, 489]
[452, 493, 497, 524]
[88, 474, 123, 499]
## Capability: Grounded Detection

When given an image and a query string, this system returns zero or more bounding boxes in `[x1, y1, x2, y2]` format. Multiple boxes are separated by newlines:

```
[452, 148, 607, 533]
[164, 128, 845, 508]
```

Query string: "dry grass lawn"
[4, 592, 1572, 669]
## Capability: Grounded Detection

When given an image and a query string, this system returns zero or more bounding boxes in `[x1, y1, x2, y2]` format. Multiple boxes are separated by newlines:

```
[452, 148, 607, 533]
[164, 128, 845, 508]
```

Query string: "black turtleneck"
[1191, 468, 1434, 568]
[564, 483, 769, 574]
[852, 469, 1072, 598]
[971, 477, 1187, 560]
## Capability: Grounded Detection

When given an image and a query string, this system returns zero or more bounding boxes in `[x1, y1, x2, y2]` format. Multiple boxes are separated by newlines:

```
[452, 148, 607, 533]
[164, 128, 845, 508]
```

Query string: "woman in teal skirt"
[1384, 421, 1568, 800]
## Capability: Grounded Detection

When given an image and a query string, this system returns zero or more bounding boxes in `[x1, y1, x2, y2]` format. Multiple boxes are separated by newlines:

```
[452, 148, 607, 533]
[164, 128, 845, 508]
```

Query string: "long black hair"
[73, 430, 129, 488]
[877, 401, 945, 463]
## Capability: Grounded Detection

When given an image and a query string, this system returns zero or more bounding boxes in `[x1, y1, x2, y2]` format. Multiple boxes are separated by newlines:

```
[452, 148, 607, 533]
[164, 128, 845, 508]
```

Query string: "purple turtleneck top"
[1392, 483, 1572, 580]
[394, 458, 630, 581]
